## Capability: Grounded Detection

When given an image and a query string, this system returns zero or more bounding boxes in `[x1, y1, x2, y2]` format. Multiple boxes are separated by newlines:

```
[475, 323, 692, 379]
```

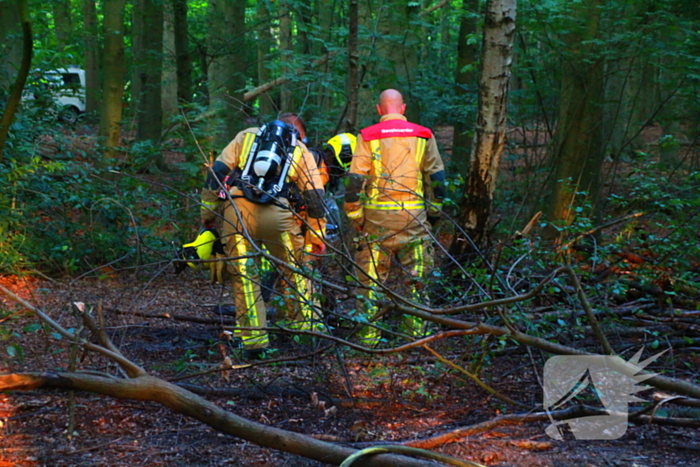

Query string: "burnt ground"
[0, 271, 699, 467]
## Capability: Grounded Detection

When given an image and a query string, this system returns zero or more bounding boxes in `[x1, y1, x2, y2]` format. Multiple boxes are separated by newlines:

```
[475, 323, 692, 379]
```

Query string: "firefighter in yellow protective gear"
[344, 89, 446, 347]
[201, 113, 327, 357]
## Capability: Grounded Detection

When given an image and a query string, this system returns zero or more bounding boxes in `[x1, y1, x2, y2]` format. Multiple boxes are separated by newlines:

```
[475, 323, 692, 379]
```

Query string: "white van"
[23, 66, 86, 123]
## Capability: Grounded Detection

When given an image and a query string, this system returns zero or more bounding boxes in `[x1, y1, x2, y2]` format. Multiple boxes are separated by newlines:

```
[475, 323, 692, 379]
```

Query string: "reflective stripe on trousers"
[281, 231, 322, 331]
[233, 234, 269, 349]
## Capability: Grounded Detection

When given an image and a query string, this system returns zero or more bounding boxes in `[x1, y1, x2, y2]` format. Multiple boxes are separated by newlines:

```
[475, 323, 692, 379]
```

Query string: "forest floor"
[1, 123, 699, 466]
[1, 270, 699, 467]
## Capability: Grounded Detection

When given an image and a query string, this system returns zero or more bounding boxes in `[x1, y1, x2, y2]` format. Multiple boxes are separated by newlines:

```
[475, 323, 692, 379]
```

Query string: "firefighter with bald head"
[344, 89, 446, 347]
[201, 113, 327, 358]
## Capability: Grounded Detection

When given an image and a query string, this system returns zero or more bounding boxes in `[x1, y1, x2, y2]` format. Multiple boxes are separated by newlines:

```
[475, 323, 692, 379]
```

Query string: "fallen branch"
[0, 372, 441, 467]
[404, 405, 700, 450]
[0, 285, 441, 467]
[109, 306, 237, 326]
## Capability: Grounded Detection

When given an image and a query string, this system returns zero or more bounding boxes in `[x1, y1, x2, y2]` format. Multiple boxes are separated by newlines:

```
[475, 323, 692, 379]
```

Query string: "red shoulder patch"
[361, 120, 433, 141]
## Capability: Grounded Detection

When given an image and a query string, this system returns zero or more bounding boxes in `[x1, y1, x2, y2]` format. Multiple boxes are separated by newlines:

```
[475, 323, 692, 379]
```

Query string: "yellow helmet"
[175, 228, 218, 273]
[326, 133, 356, 170]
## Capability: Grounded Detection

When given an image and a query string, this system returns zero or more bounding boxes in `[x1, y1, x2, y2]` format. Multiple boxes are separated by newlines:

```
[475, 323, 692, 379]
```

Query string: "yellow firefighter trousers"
[354, 208, 434, 347]
[222, 193, 321, 350]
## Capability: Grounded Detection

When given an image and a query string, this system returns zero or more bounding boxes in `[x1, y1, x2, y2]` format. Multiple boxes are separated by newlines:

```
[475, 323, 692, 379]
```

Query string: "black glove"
[428, 215, 440, 227]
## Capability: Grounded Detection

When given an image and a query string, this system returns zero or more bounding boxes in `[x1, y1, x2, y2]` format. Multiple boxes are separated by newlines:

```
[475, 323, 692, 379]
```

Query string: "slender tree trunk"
[173, 0, 192, 104]
[208, 0, 247, 146]
[377, 1, 421, 123]
[543, 0, 604, 240]
[452, 0, 516, 253]
[225, 0, 247, 137]
[452, 0, 480, 178]
[0, 0, 32, 162]
[0, 0, 22, 90]
[256, 0, 275, 119]
[295, 0, 312, 56]
[99, 0, 127, 161]
[439, 0, 451, 61]
[162, 0, 178, 121]
[313, 0, 334, 118]
[279, 0, 294, 112]
[345, 0, 359, 134]
[83, 0, 100, 115]
[134, 0, 164, 144]
[131, 0, 144, 113]
[52, 0, 72, 50]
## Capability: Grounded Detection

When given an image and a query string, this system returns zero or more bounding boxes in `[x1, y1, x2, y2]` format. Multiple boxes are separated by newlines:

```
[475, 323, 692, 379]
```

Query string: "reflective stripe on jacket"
[346, 114, 444, 213]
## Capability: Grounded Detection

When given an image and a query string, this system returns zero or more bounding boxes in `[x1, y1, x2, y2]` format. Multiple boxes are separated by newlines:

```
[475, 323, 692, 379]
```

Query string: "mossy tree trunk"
[83, 0, 100, 115]
[133, 0, 164, 146]
[451, 0, 480, 178]
[173, 0, 192, 104]
[256, 0, 275, 120]
[543, 0, 605, 241]
[99, 0, 127, 162]
[0, 0, 32, 162]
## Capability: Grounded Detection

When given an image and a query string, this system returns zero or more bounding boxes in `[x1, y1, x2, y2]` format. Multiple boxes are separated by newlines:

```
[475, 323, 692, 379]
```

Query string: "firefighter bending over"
[344, 89, 446, 347]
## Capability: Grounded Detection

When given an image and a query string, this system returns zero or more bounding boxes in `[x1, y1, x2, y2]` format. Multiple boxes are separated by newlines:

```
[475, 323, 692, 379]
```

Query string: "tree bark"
[0, 0, 32, 162]
[173, 0, 192, 104]
[451, 0, 479, 178]
[543, 0, 605, 240]
[83, 0, 100, 115]
[452, 0, 516, 253]
[256, 0, 275, 119]
[99, 0, 127, 161]
[134, 0, 164, 144]
[52, 0, 72, 50]
[279, 0, 294, 111]
[377, 1, 422, 123]
[162, 0, 179, 121]
[345, 0, 359, 133]
[131, 0, 144, 111]
[0, 0, 22, 90]
[207, 0, 247, 146]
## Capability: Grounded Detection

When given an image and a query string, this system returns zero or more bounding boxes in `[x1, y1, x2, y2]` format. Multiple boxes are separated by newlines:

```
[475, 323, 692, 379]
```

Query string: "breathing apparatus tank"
[239, 120, 298, 204]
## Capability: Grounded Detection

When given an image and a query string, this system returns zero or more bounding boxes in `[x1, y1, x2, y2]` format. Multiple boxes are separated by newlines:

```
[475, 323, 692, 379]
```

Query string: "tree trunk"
[0, 0, 32, 162]
[256, 0, 275, 120]
[134, 0, 164, 144]
[452, 0, 480, 178]
[224, 0, 247, 137]
[345, 0, 359, 134]
[52, 0, 72, 50]
[312, 0, 334, 120]
[0, 0, 22, 90]
[377, 1, 422, 123]
[83, 0, 100, 115]
[279, 0, 294, 112]
[161, 0, 178, 122]
[99, 0, 127, 161]
[543, 0, 605, 241]
[451, 0, 516, 254]
[207, 0, 247, 147]
[131, 0, 144, 112]
[173, 0, 192, 104]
